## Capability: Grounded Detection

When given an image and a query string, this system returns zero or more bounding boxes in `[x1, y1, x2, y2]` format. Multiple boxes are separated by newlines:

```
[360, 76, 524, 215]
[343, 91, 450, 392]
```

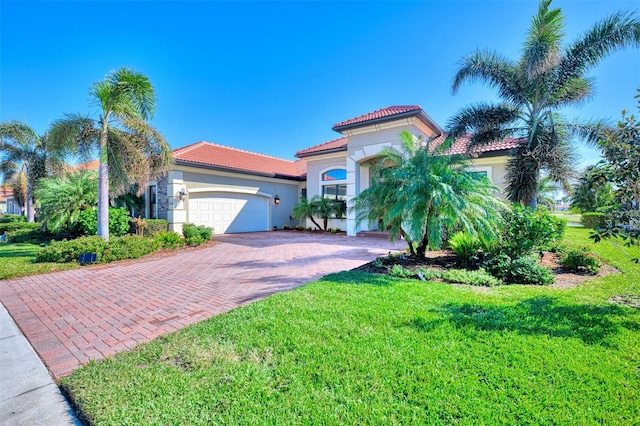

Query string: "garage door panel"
[188, 193, 268, 234]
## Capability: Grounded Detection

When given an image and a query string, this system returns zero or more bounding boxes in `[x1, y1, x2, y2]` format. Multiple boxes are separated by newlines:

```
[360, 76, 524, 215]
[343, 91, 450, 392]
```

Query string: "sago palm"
[448, 0, 639, 209]
[352, 131, 508, 258]
[50, 67, 172, 240]
[0, 121, 61, 222]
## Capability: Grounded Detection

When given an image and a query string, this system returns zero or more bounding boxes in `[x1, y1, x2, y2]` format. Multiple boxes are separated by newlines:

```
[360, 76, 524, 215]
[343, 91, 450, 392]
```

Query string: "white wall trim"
[188, 186, 272, 199]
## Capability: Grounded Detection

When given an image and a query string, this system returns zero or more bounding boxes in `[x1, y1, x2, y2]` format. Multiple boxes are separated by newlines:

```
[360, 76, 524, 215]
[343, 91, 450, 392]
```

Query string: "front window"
[148, 184, 157, 219]
[322, 184, 347, 217]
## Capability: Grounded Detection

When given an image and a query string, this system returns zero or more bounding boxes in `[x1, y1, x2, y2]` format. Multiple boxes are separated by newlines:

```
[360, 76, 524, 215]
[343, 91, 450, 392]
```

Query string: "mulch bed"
[354, 249, 620, 288]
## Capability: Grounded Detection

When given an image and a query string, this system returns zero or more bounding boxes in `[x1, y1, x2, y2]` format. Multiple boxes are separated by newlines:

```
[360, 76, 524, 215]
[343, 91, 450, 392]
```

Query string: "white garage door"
[188, 193, 269, 234]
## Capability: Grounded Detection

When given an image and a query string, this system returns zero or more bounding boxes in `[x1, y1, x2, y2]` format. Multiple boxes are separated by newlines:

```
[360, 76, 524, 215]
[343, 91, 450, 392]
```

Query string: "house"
[153, 105, 518, 236]
[0, 186, 20, 215]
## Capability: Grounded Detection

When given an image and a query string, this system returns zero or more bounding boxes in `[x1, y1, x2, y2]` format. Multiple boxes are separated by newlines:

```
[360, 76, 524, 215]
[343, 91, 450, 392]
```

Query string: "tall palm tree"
[50, 67, 172, 240]
[0, 121, 59, 222]
[448, 0, 639, 209]
[352, 131, 507, 258]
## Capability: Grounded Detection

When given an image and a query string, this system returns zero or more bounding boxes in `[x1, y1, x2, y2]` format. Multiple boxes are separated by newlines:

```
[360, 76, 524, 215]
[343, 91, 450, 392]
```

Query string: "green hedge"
[0, 222, 39, 234]
[581, 212, 607, 229]
[182, 223, 213, 245]
[36, 235, 161, 264]
[0, 214, 26, 224]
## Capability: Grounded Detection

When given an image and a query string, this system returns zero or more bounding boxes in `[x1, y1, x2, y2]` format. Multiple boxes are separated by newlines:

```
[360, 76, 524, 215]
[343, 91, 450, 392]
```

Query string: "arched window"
[322, 169, 347, 181]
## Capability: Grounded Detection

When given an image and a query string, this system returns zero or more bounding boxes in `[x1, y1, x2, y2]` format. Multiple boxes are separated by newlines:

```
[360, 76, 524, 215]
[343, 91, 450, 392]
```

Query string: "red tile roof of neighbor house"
[332, 105, 423, 130]
[0, 186, 14, 202]
[74, 159, 100, 171]
[173, 141, 306, 179]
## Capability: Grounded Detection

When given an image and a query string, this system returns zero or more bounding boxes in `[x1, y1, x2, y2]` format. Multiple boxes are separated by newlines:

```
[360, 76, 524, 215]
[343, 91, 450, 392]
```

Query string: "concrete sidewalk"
[0, 303, 80, 425]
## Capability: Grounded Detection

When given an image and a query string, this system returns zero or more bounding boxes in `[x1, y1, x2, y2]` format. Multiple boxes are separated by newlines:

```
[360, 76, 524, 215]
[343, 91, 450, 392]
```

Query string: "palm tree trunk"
[26, 180, 35, 222]
[97, 122, 110, 240]
[526, 193, 538, 210]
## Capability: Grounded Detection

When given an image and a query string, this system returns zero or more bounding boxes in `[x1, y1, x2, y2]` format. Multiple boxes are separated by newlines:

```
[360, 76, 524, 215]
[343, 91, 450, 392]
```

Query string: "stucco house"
[152, 105, 518, 236]
[0, 186, 20, 215]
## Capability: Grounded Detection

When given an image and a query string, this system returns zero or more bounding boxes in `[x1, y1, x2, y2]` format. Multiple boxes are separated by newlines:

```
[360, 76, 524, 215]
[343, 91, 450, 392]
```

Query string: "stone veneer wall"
[156, 175, 169, 220]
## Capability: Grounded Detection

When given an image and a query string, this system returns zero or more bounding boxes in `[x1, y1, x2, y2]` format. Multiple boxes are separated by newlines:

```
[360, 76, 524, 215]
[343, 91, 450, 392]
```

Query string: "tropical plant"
[591, 91, 640, 259]
[570, 164, 616, 213]
[0, 121, 62, 221]
[536, 176, 559, 211]
[448, 0, 640, 209]
[33, 170, 98, 233]
[49, 67, 172, 240]
[292, 196, 341, 231]
[352, 131, 507, 258]
[77, 207, 131, 237]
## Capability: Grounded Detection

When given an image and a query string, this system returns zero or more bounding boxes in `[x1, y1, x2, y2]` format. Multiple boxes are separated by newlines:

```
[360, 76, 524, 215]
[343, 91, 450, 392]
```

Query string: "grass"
[552, 210, 582, 225]
[61, 228, 640, 424]
[0, 243, 78, 280]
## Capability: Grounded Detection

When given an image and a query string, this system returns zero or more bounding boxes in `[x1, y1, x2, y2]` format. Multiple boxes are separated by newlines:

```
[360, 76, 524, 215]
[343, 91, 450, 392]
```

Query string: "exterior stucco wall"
[303, 154, 347, 199]
[468, 155, 510, 192]
[169, 167, 300, 232]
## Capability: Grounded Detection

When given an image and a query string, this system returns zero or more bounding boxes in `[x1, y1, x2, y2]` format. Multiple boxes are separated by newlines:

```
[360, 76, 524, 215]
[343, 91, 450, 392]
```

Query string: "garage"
[187, 192, 269, 234]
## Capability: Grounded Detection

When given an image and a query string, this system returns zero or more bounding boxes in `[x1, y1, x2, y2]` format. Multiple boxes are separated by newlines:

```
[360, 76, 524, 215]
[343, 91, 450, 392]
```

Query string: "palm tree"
[0, 121, 60, 222]
[536, 176, 559, 211]
[448, 0, 639, 209]
[292, 196, 341, 231]
[49, 67, 172, 240]
[352, 131, 507, 258]
[33, 170, 98, 233]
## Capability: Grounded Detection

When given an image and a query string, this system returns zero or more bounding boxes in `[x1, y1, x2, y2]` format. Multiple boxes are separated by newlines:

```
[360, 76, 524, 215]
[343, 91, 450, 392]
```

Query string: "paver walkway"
[1, 232, 405, 380]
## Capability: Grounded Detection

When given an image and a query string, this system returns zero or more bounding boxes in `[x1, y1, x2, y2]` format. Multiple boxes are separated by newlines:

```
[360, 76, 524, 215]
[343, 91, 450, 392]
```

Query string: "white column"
[346, 156, 359, 236]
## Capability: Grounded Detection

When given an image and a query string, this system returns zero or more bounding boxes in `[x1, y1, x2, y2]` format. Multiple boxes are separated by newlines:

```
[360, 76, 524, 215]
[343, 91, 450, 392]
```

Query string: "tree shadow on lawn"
[0, 244, 39, 259]
[409, 297, 637, 346]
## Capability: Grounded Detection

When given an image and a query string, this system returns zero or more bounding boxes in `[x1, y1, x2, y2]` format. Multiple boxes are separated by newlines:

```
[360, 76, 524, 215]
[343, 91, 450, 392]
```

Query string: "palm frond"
[446, 102, 521, 140]
[555, 10, 640, 89]
[522, 0, 563, 79]
[49, 114, 99, 159]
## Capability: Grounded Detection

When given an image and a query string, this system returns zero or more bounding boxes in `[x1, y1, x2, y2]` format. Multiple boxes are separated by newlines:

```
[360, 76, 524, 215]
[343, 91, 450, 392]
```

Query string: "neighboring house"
[0, 185, 20, 215]
[154, 105, 518, 236]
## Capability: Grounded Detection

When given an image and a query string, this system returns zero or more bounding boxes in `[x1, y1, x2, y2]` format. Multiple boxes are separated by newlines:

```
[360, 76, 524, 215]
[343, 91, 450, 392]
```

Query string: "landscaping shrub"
[581, 212, 607, 229]
[155, 231, 185, 249]
[36, 236, 107, 263]
[558, 244, 601, 274]
[501, 205, 566, 256]
[479, 250, 554, 285]
[448, 232, 482, 264]
[283, 224, 290, 230]
[182, 223, 213, 245]
[101, 235, 161, 263]
[389, 264, 415, 278]
[7, 229, 64, 244]
[0, 214, 26, 223]
[144, 219, 168, 237]
[0, 222, 39, 234]
[77, 207, 131, 236]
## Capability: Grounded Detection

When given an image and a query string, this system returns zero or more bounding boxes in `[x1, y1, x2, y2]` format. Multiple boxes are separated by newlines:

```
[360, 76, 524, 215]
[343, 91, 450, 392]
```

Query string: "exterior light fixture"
[274, 195, 280, 205]
[177, 188, 188, 201]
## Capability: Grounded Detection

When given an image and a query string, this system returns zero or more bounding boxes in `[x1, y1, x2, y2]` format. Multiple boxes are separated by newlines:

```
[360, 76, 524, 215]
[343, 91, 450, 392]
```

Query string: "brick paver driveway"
[1, 232, 405, 379]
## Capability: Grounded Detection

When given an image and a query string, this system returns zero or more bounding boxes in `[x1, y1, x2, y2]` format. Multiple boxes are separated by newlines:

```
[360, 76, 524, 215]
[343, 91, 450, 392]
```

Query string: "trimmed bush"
[0, 222, 39, 234]
[101, 235, 161, 263]
[155, 231, 185, 249]
[77, 207, 131, 237]
[581, 212, 607, 229]
[182, 223, 213, 246]
[558, 244, 601, 274]
[7, 229, 64, 244]
[36, 236, 107, 263]
[0, 214, 26, 223]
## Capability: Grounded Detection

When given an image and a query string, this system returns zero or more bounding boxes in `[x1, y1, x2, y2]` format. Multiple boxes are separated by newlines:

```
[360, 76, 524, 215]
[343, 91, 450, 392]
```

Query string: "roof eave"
[174, 159, 304, 181]
[332, 109, 443, 134]
[295, 146, 348, 159]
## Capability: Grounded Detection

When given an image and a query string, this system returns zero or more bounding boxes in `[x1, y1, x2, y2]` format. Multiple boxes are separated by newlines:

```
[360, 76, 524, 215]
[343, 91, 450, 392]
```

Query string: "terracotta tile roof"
[0, 186, 13, 202]
[295, 137, 348, 158]
[439, 135, 521, 155]
[173, 141, 305, 179]
[73, 159, 100, 171]
[332, 105, 422, 130]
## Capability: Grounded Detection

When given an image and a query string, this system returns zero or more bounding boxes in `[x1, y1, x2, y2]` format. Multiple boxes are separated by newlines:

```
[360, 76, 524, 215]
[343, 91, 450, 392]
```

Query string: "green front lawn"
[62, 228, 639, 424]
[0, 243, 78, 280]
[552, 211, 582, 225]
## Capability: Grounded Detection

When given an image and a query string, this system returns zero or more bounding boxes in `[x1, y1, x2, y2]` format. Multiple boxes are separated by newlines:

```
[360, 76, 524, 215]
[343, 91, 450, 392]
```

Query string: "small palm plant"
[352, 131, 508, 258]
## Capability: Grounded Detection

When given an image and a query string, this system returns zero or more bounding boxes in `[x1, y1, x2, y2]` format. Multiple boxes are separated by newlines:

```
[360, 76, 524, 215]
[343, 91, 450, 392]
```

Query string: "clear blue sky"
[1, 0, 638, 169]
